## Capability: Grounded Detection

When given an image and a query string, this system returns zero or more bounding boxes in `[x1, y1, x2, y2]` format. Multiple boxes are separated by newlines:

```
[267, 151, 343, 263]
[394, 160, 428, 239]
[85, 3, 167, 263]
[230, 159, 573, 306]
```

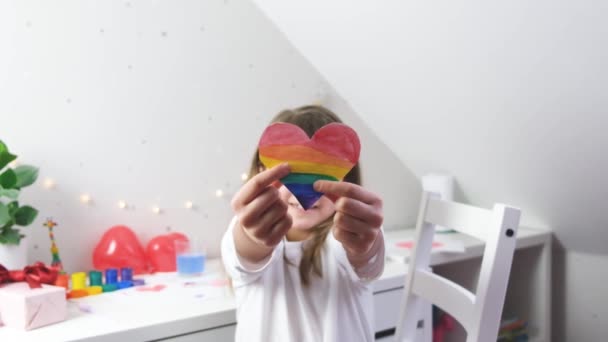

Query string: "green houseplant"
[0, 139, 39, 245]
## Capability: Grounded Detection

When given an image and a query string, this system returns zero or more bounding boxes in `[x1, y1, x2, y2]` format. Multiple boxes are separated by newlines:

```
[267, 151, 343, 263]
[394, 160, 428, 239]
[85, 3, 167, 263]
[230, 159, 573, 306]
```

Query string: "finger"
[237, 163, 290, 205]
[265, 216, 292, 247]
[333, 211, 370, 235]
[333, 229, 370, 255]
[238, 187, 281, 227]
[252, 201, 289, 234]
[314, 180, 379, 206]
[334, 197, 384, 228]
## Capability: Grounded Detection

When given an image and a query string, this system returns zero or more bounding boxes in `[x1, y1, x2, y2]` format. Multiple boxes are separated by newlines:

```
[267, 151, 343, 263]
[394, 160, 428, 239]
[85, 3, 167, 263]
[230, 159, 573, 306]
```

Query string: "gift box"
[0, 282, 67, 330]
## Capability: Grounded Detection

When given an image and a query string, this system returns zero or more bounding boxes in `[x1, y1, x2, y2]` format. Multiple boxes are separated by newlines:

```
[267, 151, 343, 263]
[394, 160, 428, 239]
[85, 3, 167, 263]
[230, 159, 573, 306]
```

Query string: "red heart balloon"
[146, 233, 189, 272]
[93, 225, 148, 274]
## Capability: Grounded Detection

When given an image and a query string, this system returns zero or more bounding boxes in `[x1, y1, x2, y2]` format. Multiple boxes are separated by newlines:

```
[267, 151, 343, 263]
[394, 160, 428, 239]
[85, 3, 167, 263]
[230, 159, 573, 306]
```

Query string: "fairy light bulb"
[43, 178, 55, 189]
[152, 206, 161, 214]
[118, 200, 127, 209]
[80, 194, 91, 204]
[184, 201, 194, 209]
[215, 189, 224, 198]
[241, 173, 248, 181]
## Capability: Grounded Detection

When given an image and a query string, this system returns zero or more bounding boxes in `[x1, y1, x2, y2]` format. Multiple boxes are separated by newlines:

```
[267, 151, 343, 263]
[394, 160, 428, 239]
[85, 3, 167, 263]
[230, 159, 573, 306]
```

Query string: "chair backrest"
[395, 192, 521, 342]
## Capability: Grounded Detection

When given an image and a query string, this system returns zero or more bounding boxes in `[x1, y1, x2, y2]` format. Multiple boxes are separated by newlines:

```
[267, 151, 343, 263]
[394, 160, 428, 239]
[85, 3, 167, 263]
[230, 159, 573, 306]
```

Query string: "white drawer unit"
[159, 324, 236, 341]
[374, 288, 404, 333]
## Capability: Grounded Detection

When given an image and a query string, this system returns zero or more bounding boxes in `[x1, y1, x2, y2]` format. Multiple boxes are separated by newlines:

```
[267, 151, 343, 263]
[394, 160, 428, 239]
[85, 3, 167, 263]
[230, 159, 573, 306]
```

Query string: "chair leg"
[414, 299, 433, 342]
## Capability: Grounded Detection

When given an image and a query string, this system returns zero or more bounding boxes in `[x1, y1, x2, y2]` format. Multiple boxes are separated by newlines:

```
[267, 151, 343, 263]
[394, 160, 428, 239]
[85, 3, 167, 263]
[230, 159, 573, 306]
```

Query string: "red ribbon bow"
[0, 262, 59, 289]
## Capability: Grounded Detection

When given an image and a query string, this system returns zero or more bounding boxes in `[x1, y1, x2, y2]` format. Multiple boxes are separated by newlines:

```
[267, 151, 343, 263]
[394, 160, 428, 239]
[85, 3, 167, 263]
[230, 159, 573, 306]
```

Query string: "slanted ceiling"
[253, 0, 608, 253]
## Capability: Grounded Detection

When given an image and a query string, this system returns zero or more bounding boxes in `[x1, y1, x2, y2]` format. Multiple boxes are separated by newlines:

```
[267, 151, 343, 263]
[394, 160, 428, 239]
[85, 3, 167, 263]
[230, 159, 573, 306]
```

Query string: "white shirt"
[221, 217, 385, 342]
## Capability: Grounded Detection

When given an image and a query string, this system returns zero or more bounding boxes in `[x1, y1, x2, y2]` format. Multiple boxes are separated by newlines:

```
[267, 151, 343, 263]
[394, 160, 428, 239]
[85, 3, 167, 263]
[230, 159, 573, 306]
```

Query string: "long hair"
[248, 105, 361, 285]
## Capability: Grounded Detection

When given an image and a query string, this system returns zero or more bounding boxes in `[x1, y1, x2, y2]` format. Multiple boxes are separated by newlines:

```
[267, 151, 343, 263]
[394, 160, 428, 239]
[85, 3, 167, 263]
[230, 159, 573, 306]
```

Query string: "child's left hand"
[313, 180, 384, 261]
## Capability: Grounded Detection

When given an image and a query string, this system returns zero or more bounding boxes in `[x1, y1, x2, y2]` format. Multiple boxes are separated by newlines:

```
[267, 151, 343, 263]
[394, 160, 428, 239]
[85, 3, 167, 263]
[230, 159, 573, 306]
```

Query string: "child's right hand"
[231, 163, 293, 253]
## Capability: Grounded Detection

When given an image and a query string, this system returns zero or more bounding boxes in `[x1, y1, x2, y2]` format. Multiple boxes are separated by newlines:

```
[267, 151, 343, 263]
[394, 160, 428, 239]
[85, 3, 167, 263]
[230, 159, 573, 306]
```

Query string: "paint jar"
[175, 237, 206, 276]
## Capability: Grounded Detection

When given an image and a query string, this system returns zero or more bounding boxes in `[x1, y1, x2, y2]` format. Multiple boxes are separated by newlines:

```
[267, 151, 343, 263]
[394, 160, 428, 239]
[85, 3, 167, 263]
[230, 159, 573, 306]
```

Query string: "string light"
[241, 173, 248, 181]
[43, 178, 55, 189]
[80, 194, 91, 204]
[215, 189, 224, 198]
[152, 206, 162, 214]
[117, 200, 127, 209]
[184, 201, 194, 209]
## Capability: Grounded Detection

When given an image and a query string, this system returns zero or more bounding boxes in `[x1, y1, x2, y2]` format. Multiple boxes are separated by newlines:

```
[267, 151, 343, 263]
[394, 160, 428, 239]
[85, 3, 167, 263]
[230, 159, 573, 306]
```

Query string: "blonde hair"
[248, 105, 361, 285]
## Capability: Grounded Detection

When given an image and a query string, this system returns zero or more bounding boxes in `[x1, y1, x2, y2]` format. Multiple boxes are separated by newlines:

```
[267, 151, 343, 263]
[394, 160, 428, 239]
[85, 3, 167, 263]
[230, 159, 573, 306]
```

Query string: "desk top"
[0, 227, 551, 342]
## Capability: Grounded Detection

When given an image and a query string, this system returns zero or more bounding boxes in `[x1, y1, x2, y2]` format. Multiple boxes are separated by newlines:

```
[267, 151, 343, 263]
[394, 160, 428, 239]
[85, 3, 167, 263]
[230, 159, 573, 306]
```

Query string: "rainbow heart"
[258, 122, 360, 210]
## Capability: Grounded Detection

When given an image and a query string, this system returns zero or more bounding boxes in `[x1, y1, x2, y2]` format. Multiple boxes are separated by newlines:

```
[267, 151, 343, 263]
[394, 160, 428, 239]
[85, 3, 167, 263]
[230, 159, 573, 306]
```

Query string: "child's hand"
[231, 163, 293, 250]
[314, 181, 384, 259]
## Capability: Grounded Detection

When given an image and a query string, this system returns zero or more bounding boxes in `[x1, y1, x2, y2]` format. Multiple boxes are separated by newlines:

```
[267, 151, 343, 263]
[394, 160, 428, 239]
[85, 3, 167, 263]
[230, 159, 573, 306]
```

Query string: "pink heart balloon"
[93, 225, 148, 274]
[146, 232, 189, 272]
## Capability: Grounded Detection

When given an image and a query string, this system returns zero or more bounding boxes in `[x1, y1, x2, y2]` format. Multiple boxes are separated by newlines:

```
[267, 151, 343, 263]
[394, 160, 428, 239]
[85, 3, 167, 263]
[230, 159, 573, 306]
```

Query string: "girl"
[221, 105, 385, 342]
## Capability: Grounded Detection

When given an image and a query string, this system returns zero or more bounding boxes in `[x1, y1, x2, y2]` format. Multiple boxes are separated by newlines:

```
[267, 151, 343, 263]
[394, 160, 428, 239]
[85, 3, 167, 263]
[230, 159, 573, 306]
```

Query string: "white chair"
[394, 192, 521, 342]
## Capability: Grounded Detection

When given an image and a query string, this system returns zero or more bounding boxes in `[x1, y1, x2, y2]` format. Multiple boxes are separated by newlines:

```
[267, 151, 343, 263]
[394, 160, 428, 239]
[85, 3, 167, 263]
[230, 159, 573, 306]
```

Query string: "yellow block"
[85, 286, 103, 296]
[71, 272, 87, 290]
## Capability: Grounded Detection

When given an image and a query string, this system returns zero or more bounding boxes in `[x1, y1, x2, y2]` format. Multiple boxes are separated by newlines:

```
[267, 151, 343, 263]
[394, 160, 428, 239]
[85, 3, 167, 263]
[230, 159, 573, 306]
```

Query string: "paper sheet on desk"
[68, 272, 231, 325]
[386, 234, 465, 264]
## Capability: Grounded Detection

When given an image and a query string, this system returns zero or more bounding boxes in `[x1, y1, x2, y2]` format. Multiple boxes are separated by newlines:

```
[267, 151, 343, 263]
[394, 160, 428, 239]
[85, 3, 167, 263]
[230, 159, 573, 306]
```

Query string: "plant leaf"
[14, 205, 38, 226]
[14, 165, 39, 188]
[0, 169, 17, 189]
[0, 202, 10, 226]
[0, 140, 17, 171]
[0, 226, 22, 245]
[0, 185, 20, 199]
[7, 201, 19, 215]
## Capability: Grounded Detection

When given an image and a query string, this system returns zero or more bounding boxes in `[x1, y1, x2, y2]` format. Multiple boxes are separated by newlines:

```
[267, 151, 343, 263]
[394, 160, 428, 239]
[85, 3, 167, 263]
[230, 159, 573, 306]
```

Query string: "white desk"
[0, 227, 551, 342]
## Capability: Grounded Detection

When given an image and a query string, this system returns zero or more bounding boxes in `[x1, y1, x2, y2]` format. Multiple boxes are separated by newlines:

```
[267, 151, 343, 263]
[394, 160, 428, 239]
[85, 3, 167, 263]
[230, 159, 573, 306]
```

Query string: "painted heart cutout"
[258, 122, 360, 209]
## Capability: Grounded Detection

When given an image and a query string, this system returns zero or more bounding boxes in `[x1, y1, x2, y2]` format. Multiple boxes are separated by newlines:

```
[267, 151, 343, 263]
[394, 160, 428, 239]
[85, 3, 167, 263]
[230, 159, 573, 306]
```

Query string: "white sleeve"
[220, 216, 283, 287]
[329, 226, 386, 284]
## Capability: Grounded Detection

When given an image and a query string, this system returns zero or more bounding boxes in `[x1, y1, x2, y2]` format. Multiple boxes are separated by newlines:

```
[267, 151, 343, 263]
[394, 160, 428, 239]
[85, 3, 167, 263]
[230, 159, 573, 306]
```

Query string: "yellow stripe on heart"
[260, 155, 352, 180]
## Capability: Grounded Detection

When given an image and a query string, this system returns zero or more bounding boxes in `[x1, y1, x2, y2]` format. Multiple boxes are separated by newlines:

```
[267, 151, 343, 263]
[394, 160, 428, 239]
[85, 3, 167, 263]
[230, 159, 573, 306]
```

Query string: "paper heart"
[146, 232, 189, 272]
[258, 122, 360, 209]
[93, 225, 148, 274]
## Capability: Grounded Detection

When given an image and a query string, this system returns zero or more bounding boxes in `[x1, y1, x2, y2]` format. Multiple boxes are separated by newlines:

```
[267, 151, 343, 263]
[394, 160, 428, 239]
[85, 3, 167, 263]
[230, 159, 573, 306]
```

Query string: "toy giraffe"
[43, 218, 64, 273]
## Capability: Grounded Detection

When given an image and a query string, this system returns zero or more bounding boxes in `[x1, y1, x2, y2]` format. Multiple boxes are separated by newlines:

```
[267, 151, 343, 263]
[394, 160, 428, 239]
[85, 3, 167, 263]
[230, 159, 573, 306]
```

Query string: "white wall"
[252, 0, 608, 340]
[0, 0, 415, 272]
